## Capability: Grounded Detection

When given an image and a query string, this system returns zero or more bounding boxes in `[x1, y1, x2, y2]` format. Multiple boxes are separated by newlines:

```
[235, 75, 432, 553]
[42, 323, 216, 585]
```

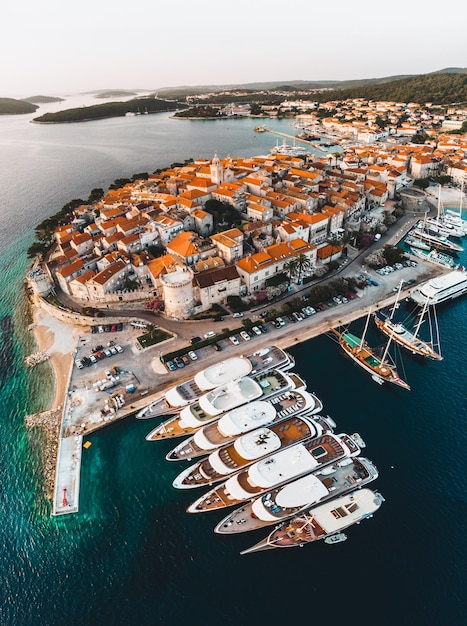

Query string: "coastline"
[31, 299, 79, 411]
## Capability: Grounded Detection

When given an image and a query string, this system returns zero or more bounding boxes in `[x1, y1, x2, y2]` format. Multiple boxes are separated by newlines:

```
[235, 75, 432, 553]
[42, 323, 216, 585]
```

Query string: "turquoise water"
[0, 108, 465, 625]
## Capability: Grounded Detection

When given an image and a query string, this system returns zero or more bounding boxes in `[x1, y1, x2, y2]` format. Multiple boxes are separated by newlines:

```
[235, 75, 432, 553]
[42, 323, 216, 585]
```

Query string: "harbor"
[37, 251, 443, 516]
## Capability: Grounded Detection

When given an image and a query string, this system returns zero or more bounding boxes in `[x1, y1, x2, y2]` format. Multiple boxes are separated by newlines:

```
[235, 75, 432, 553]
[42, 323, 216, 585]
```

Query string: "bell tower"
[210, 152, 223, 185]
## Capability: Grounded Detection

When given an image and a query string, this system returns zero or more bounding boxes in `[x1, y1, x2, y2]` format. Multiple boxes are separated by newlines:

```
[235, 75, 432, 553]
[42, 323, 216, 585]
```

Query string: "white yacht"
[240, 489, 384, 553]
[187, 432, 360, 513]
[214, 456, 378, 534]
[410, 269, 467, 306]
[410, 247, 459, 270]
[146, 369, 300, 441]
[172, 414, 335, 490]
[137, 346, 294, 419]
[166, 389, 324, 461]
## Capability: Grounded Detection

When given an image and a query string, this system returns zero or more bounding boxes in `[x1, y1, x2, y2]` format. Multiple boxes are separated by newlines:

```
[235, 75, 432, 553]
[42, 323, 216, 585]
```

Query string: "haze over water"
[0, 100, 465, 625]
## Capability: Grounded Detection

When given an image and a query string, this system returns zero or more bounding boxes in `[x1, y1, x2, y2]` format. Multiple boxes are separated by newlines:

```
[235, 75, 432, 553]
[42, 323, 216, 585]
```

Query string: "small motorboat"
[324, 532, 347, 545]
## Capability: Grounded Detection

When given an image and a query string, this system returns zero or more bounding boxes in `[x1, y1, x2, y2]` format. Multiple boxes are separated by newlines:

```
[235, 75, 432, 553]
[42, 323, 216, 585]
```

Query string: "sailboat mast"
[360, 309, 371, 349]
[413, 296, 428, 338]
[389, 280, 403, 320]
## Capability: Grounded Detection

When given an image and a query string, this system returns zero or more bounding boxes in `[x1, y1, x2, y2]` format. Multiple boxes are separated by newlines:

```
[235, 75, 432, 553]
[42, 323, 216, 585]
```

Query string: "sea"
[0, 97, 465, 626]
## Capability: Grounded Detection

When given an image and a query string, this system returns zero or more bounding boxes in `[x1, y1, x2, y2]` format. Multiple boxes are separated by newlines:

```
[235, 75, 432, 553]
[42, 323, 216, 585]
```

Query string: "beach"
[31, 300, 79, 410]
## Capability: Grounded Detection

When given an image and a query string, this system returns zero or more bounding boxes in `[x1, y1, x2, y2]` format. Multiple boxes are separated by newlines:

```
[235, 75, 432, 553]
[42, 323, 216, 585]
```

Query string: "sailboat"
[425, 185, 465, 238]
[329, 310, 410, 389]
[373, 281, 442, 360]
[443, 180, 467, 234]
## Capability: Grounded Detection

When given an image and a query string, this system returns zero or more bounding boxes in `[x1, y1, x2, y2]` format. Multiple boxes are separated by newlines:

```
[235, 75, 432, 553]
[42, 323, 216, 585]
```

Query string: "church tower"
[210, 152, 224, 185]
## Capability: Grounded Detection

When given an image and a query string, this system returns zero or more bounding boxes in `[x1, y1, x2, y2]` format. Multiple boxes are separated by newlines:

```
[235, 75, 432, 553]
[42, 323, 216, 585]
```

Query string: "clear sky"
[3, 0, 466, 98]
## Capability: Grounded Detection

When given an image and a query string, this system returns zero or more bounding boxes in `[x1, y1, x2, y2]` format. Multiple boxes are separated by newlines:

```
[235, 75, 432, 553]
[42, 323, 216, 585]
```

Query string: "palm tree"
[295, 253, 312, 284]
[283, 258, 299, 285]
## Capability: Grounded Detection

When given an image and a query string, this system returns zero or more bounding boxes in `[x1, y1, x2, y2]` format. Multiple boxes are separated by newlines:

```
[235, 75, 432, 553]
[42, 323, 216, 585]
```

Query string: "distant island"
[32, 96, 186, 124]
[22, 95, 64, 104]
[0, 98, 38, 115]
[93, 90, 140, 99]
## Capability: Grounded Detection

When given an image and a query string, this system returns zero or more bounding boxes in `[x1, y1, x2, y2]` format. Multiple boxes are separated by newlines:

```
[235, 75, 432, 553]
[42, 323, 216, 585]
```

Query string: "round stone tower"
[160, 267, 195, 319]
[27, 267, 53, 297]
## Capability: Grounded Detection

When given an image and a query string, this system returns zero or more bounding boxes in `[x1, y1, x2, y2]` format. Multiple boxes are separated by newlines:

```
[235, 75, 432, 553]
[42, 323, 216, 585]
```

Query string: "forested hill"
[315, 72, 467, 105]
[32, 97, 186, 123]
[0, 98, 38, 115]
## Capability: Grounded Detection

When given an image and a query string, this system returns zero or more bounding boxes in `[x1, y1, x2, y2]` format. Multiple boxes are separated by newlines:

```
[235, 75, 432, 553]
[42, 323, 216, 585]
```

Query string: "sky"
[3, 0, 466, 98]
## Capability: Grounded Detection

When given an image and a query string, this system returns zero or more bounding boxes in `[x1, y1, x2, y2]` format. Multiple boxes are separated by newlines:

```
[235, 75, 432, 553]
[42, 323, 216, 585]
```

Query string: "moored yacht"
[188, 432, 359, 513]
[240, 488, 384, 553]
[146, 368, 300, 441]
[173, 413, 334, 490]
[373, 283, 442, 360]
[214, 456, 378, 534]
[410, 269, 467, 306]
[166, 388, 323, 461]
[137, 346, 294, 419]
[409, 247, 459, 270]
[411, 222, 463, 253]
[329, 313, 410, 390]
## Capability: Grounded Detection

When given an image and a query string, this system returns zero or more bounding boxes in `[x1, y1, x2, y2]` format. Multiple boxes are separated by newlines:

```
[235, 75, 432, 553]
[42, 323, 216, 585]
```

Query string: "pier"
[261, 128, 329, 153]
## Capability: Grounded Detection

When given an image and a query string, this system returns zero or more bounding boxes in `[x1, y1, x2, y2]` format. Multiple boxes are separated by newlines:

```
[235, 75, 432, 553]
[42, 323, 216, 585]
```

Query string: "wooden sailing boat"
[373, 281, 442, 360]
[329, 310, 410, 389]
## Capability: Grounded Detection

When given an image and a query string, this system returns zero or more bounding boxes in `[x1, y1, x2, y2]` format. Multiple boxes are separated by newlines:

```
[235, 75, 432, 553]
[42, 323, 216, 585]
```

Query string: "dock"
[261, 128, 329, 153]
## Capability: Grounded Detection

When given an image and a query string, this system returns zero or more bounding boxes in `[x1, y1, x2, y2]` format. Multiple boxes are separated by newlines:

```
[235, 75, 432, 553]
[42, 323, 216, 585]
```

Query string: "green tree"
[283, 258, 299, 284]
[295, 253, 312, 283]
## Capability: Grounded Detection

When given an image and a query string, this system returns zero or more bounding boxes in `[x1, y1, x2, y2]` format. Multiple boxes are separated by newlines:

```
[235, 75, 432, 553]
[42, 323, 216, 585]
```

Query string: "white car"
[115, 345, 124, 353]
[240, 330, 251, 341]
[188, 350, 198, 361]
[276, 317, 286, 327]
[229, 335, 240, 345]
[252, 326, 262, 335]
[204, 331, 216, 339]
[232, 312, 244, 318]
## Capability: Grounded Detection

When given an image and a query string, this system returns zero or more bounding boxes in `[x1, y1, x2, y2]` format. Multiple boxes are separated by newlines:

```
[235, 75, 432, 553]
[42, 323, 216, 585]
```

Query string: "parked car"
[181, 355, 190, 366]
[104, 349, 112, 357]
[213, 316, 224, 322]
[166, 360, 176, 371]
[98, 325, 104, 333]
[276, 317, 286, 327]
[174, 356, 185, 368]
[116, 323, 123, 332]
[260, 310, 269, 318]
[232, 312, 244, 318]
[252, 326, 262, 335]
[259, 323, 268, 333]
[91, 326, 97, 334]
[191, 336, 201, 344]
[111, 324, 117, 332]
[115, 345, 124, 353]
[95, 351, 105, 360]
[75, 359, 84, 369]
[240, 330, 251, 341]
[109, 346, 118, 355]
[229, 335, 240, 345]
[204, 331, 216, 339]
[213, 343, 222, 351]
[188, 350, 198, 361]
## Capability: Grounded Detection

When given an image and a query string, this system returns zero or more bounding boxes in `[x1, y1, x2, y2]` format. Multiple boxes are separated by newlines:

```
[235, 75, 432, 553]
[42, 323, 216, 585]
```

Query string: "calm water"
[0, 100, 465, 626]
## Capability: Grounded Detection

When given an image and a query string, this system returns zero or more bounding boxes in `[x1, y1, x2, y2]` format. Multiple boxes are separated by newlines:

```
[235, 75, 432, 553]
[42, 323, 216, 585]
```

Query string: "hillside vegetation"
[0, 98, 38, 115]
[314, 72, 467, 105]
[32, 97, 186, 123]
